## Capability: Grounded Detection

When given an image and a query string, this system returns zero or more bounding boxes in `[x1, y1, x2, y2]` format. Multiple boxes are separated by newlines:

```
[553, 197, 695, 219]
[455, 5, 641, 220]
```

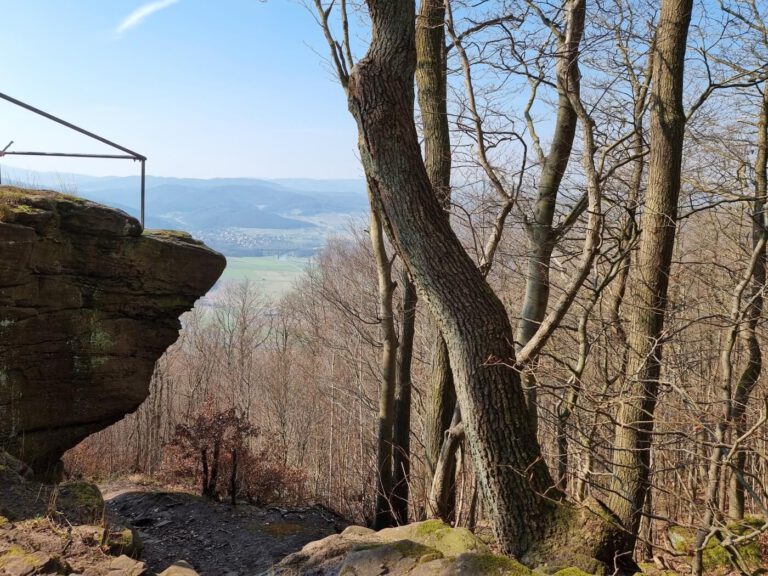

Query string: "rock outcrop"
[0, 188, 225, 474]
[274, 520, 540, 576]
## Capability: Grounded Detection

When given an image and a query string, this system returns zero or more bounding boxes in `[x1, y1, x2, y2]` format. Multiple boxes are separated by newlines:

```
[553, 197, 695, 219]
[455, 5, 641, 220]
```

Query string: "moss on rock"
[552, 568, 595, 576]
[53, 481, 104, 525]
[378, 520, 487, 557]
[106, 527, 143, 558]
[668, 522, 763, 572]
[452, 552, 533, 575]
[0, 545, 65, 574]
[277, 520, 559, 575]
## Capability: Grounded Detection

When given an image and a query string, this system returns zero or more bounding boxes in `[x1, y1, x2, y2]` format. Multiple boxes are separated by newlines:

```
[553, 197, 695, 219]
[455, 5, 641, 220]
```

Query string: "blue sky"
[0, 1, 362, 179]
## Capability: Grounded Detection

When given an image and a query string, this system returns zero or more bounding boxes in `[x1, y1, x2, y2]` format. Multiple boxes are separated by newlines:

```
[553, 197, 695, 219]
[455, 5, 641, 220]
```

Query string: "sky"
[0, 1, 363, 179]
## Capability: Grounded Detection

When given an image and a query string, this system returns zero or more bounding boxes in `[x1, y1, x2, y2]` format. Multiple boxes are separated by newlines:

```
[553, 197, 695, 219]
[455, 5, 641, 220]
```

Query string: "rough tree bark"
[310, 0, 405, 530]
[598, 0, 693, 560]
[415, 0, 459, 523]
[347, 0, 560, 556]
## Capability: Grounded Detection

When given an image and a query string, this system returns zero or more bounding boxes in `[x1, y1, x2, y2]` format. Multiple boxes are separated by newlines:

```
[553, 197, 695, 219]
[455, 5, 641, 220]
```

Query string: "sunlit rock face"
[0, 187, 225, 474]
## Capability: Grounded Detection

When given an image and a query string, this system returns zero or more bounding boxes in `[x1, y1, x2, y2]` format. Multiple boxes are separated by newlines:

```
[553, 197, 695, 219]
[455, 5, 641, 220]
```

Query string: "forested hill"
[0, 169, 368, 256]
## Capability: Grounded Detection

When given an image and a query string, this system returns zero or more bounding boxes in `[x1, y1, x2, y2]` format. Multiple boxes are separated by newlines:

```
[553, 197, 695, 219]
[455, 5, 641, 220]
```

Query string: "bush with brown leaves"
[161, 401, 306, 506]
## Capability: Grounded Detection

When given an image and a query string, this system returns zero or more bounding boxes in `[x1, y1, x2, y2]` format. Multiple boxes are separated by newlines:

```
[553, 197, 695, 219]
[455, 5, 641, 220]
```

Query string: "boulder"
[273, 519, 533, 576]
[157, 560, 199, 575]
[0, 450, 108, 526]
[53, 481, 105, 524]
[105, 555, 147, 576]
[0, 547, 66, 575]
[0, 188, 225, 474]
[667, 519, 764, 573]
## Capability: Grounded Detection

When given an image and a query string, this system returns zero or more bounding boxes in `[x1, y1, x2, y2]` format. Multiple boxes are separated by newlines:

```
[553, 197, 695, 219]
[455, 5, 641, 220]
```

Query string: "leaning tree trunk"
[348, 0, 559, 555]
[597, 0, 693, 562]
[415, 0, 459, 522]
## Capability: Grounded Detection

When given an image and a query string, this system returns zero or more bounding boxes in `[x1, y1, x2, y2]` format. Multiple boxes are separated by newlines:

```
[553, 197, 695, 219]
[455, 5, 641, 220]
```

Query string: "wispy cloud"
[115, 0, 180, 36]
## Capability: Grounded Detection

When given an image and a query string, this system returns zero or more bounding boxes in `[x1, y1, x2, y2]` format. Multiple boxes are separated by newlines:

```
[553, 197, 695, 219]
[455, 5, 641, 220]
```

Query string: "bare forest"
[65, 0, 768, 573]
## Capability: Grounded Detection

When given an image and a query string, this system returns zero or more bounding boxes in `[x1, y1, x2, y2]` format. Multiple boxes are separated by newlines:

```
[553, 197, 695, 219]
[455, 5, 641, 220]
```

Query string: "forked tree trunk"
[415, 0, 459, 522]
[348, 0, 558, 555]
[427, 407, 463, 519]
[424, 337, 457, 520]
[598, 0, 693, 560]
[515, 23, 580, 432]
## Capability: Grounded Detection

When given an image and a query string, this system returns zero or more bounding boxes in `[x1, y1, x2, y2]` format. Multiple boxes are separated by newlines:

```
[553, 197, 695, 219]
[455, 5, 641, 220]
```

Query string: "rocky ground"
[104, 489, 345, 576]
[0, 451, 344, 576]
[2, 453, 764, 575]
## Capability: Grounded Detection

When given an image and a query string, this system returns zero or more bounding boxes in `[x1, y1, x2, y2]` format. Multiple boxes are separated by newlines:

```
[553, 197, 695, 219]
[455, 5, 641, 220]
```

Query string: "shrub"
[161, 401, 306, 506]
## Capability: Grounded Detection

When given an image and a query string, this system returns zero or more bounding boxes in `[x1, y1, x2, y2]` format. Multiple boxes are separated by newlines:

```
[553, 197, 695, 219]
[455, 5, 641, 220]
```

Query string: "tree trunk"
[416, 0, 450, 209]
[424, 336, 457, 519]
[427, 407, 463, 520]
[515, 29, 580, 430]
[210, 439, 221, 500]
[600, 0, 693, 560]
[348, 1, 558, 555]
[201, 448, 210, 498]
[393, 270, 417, 524]
[415, 0, 459, 523]
[370, 202, 400, 530]
[727, 85, 768, 522]
[230, 448, 237, 506]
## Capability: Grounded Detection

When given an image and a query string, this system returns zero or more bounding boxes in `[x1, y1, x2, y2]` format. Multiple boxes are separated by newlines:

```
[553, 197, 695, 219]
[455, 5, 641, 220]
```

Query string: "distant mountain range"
[0, 168, 368, 256]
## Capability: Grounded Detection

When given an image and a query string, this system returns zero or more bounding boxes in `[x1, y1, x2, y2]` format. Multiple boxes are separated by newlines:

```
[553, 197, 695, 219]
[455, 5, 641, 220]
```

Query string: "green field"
[218, 256, 309, 297]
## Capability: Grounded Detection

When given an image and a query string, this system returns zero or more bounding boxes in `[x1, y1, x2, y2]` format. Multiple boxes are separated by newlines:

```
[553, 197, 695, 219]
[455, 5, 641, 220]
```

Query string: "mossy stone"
[0, 546, 64, 574]
[378, 520, 487, 557]
[339, 539, 437, 575]
[553, 568, 595, 576]
[667, 523, 763, 571]
[107, 527, 143, 558]
[452, 552, 533, 575]
[54, 481, 105, 524]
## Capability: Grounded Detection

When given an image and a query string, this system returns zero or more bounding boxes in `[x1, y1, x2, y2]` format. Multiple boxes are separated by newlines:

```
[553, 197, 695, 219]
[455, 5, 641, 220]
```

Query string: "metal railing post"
[141, 160, 146, 228]
[0, 92, 147, 224]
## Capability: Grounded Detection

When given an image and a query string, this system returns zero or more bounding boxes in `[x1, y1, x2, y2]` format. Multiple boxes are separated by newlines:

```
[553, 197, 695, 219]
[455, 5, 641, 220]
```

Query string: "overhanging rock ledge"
[0, 187, 226, 474]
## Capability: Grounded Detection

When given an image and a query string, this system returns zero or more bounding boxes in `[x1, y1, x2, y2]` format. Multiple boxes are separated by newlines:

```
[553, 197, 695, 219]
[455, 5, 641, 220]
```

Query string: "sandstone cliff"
[0, 187, 225, 474]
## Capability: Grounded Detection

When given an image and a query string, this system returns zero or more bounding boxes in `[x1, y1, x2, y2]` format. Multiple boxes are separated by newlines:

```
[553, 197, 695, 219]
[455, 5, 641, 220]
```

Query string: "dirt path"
[105, 491, 346, 576]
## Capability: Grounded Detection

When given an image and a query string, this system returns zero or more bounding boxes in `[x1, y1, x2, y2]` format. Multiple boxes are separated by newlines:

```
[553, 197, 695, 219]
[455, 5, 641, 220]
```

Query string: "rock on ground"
[0, 187, 225, 475]
[0, 453, 201, 576]
[272, 520, 539, 576]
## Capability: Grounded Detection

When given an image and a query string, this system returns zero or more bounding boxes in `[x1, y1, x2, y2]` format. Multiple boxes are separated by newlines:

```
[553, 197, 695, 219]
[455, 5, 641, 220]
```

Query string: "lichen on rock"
[0, 188, 225, 475]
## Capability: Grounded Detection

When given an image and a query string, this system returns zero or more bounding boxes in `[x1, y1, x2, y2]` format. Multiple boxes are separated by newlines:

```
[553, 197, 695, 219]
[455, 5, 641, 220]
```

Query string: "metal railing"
[0, 91, 147, 225]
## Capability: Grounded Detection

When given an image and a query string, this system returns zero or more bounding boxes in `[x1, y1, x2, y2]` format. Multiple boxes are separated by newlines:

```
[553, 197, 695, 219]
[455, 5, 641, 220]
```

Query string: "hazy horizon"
[0, 1, 364, 181]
